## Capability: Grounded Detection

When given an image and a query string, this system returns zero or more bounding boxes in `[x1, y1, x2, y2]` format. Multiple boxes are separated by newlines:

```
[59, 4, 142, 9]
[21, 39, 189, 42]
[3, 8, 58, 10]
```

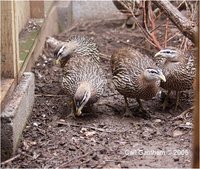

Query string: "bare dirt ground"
[2, 19, 194, 168]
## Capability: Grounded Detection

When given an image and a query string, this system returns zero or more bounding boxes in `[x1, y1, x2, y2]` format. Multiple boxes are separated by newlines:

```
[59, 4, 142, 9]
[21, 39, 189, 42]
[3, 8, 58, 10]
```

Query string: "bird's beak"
[74, 101, 83, 117]
[75, 106, 83, 116]
[154, 51, 162, 57]
[159, 73, 166, 82]
[55, 58, 60, 65]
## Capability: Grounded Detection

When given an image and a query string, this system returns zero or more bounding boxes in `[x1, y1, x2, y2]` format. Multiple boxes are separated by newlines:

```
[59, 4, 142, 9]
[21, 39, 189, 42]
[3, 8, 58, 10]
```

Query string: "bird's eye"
[76, 101, 80, 107]
[57, 46, 65, 57]
[80, 92, 87, 104]
[149, 70, 157, 74]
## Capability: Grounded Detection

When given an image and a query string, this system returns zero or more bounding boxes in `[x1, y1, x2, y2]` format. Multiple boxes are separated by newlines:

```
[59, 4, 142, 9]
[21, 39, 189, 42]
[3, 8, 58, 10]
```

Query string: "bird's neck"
[140, 75, 157, 86]
[76, 81, 91, 97]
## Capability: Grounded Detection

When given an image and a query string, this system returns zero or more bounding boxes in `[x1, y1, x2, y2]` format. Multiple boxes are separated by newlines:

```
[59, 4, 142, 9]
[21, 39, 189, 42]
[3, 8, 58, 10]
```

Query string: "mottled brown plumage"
[111, 48, 166, 117]
[61, 56, 106, 116]
[154, 47, 195, 111]
[54, 36, 100, 67]
[54, 36, 106, 116]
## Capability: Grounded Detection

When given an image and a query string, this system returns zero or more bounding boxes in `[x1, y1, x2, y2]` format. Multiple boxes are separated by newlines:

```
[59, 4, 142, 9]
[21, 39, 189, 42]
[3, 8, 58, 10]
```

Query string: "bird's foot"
[138, 108, 151, 119]
[123, 108, 134, 118]
[162, 98, 169, 111]
[66, 112, 76, 119]
[131, 107, 151, 119]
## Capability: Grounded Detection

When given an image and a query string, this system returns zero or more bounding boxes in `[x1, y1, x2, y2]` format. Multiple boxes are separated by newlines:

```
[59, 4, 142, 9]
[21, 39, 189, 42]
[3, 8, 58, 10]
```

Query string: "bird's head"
[54, 41, 77, 65]
[144, 67, 166, 82]
[154, 47, 182, 62]
[73, 82, 91, 116]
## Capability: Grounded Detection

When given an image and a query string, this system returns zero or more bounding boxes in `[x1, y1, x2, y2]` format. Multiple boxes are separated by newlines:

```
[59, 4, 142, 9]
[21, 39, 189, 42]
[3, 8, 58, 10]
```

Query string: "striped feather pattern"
[62, 56, 106, 104]
[158, 48, 195, 91]
[65, 36, 100, 63]
[111, 48, 160, 100]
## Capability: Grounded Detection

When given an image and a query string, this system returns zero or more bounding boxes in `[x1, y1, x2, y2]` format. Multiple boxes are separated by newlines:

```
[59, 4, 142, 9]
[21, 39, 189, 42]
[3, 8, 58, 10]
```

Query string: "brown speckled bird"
[112, 0, 142, 29]
[54, 36, 106, 117]
[154, 47, 195, 111]
[59, 56, 106, 117]
[54, 36, 100, 67]
[111, 48, 166, 117]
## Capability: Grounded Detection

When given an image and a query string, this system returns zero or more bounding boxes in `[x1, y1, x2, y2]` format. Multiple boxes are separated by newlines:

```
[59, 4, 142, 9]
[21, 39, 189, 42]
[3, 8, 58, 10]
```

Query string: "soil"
[2, 19, 194, 168]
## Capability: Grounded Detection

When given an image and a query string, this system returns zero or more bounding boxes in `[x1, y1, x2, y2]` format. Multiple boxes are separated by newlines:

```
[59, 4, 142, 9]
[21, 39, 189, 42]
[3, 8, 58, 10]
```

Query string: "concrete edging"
[1, 72, 35, 161]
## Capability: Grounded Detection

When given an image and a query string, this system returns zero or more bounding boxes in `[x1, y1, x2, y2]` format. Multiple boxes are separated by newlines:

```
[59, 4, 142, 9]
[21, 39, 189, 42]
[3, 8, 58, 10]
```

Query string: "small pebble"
[33, 122, 38, 127]
[154, 119, 162, 123]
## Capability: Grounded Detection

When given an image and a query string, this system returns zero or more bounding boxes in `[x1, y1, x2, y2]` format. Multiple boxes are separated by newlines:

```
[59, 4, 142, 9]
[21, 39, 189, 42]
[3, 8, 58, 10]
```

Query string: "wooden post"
[1, 1, 19, 79]
[30, 1, 44, 18]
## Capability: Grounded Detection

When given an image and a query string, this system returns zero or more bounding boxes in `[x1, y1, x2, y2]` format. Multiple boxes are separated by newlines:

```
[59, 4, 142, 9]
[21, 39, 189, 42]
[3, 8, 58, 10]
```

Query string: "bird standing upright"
[111, 47, 166, 117]
[154, 47, 195, 111]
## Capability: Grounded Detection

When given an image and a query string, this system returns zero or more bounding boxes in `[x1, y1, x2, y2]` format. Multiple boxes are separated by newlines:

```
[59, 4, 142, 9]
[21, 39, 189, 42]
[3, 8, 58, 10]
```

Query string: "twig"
[119, 1, 157, 48]
[164, 18, 169, 48]
[35, 94, 67, 97]
[57, 121, 108, 132]
[1, 154, 20, 165]
[58, 151, 93, 168]
[104, 103, 121, 113]
[166, 31, 181, 43]
[56, 121, 131, 133]
[172, 106, 194, 120]
[148, 1, 161, 49]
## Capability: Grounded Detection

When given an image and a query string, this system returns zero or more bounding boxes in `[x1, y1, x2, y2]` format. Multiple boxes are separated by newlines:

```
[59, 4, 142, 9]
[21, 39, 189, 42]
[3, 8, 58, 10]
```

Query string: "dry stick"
[35, 94, 67, 97]
[147, 0, 189, 49]
[142, 1, 161, 49]
[63, 23, 80, 33]
[1, 154, 21, 165]
[166, 31, 181, 43]
[119, 1, 157, 48]
[56, 121, 130, 133]
[148, 1, 161, 50]
[164, 18, 169, 48]
[58, 151, 93, 168]
[57, 121, 109, 132]
[172, 106, 194, 121]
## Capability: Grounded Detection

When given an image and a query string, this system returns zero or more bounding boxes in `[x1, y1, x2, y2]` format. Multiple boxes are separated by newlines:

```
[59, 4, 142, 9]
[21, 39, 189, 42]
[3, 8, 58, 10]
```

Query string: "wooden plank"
[0, 78, 16, 112]
[30, 1, 44, 18]
[1, 1, 19, 79]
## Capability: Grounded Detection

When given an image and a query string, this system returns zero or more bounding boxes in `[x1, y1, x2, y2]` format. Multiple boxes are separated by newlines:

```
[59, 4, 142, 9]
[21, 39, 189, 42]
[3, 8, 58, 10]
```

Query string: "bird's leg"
[67, 99, 76, 118]
[162, 90, 171, 111]
[174, 91, 180, 112]
[123, 96, 133, 117]
[136, 98, 144, 111]
[136, 98, 151, 119]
